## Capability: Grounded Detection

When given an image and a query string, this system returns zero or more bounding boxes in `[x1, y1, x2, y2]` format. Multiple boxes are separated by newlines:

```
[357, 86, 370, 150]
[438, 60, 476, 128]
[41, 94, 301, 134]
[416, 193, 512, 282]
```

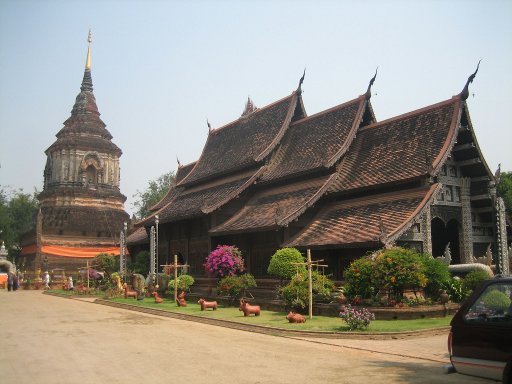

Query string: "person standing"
[12, 273, 18, 291]
[7, 272, 13, 292]
[43, 271, 50, 290]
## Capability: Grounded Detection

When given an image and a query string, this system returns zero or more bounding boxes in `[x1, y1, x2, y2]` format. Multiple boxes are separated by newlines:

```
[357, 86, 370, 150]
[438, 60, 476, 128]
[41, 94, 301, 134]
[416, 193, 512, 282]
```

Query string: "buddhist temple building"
[133, 66, 509, 280]
[20, 31, 130, 273]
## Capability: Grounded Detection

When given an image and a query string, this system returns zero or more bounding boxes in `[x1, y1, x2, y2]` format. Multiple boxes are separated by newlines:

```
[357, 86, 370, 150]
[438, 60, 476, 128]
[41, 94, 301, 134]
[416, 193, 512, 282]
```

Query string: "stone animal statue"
[474, 243, 493, 266]
[239, 299, 261, 317]
[177, 291, 187, 307]
[123, 283, 138, 299]
[152, 291, 163, 304]
[198, 298, 218, 311]
[286, 312, 306, 323]
[112, 274, 123, 292]
[435, 242, 452, 265]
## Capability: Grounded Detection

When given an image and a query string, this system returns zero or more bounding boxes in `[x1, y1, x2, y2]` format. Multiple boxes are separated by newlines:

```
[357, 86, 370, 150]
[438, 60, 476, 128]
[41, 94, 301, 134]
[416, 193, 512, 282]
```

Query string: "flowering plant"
[204, 245, 245, 278]
[339, 304, 375, 331]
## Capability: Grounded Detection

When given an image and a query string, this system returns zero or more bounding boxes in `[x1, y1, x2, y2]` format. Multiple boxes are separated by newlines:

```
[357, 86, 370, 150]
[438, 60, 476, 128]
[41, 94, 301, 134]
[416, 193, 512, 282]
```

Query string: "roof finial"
[460, 60, 481, 100]
[241, 96, 257, 116]
[207, 118, 212, 133]
[296, 68, 306, 94]
[365, 67, 378, 100]
[177, 156, 182, 168]
[85, 29, 92, 70]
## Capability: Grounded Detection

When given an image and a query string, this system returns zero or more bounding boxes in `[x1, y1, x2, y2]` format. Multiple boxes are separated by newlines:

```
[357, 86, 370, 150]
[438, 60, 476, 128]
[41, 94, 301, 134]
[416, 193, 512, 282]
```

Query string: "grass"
[105, 296, 452, 333]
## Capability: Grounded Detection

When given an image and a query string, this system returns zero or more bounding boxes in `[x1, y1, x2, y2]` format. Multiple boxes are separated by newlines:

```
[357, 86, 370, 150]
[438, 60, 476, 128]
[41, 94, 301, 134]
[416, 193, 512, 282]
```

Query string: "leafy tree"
[131, 250, 150, 275]
[93, 253, 119, 279]
[132, 171, 176, 220]
[497, 171, 512, 217]
[0, 187, 39, 261]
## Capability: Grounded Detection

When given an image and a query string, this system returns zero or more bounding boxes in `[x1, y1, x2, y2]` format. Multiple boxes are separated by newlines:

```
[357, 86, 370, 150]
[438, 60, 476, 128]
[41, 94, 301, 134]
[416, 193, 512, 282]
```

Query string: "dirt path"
[0, 290, 487, 384]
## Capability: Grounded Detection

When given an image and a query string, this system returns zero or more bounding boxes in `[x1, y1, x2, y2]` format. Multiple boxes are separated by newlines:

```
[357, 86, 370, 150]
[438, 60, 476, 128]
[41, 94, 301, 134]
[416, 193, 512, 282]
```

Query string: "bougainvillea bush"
[339, 304, 375, 331]
[204, 245, 245, 278]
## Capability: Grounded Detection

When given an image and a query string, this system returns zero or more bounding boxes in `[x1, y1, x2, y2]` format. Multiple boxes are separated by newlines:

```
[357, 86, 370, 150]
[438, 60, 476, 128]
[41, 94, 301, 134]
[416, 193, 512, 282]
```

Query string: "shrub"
[267, 247, 306, 280]
[343, 256, 375, 300]
[131, 250, 150, 275]
[279, 271, 335, 310]
[339, 304, 375, 330]
[371, 248, 427, 301]
[422, 257, 451, 299]
[204, 245, 245, 278]
[481, 289, 511, 312]
[217, 273, 257, 299]
[168, 274, 195, 292]
[462, 269, 490, 293]
[444, 277, 470, 303]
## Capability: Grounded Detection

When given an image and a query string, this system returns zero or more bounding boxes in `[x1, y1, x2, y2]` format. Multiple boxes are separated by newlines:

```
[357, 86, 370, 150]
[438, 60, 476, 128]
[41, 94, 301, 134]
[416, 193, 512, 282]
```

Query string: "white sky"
[1, 0, 511, 216]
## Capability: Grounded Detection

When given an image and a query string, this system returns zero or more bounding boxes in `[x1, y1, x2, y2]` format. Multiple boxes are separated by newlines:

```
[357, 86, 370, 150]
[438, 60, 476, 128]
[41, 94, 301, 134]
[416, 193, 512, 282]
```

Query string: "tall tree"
[132, 171, 175, 220]
[497, 171, 512, 217]
[0, 187, 39, 261]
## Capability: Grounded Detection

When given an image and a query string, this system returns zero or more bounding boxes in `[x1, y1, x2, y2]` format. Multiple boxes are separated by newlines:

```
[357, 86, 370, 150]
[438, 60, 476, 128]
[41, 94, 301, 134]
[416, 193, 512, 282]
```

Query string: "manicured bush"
[462, 269, 490, 293]
[267, 247, 306, 280]
[422, 257, 451, 299]
[168, 274, 195, 292]
[204, 245, 245, 278]
[339, 304, 375, 330]
[481, 289, 511, 312]
[217, 273, 257, 299]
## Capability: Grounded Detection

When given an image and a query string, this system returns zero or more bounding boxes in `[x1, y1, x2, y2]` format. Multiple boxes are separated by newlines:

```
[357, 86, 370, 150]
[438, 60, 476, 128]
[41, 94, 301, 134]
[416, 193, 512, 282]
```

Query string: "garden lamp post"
[155, 215, 159, 289]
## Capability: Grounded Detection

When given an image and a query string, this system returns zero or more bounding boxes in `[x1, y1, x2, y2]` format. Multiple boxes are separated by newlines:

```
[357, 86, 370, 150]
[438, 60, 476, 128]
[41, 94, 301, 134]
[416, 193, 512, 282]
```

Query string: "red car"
[449, 276, 512, 383]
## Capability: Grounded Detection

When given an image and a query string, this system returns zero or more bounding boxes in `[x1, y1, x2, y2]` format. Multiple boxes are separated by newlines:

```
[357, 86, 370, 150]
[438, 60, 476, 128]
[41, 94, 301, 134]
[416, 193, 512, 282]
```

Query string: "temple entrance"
[431, 217, 461, 263]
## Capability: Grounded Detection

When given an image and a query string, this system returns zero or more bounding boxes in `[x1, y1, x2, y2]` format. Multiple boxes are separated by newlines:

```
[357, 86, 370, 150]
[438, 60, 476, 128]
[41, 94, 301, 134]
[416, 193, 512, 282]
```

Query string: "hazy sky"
[1, 0, 511, 217]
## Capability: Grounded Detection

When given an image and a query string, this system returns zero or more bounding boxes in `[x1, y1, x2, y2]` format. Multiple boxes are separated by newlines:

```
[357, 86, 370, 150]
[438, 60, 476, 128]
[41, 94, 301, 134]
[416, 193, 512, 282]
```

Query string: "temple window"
[449, 166, 457, 177]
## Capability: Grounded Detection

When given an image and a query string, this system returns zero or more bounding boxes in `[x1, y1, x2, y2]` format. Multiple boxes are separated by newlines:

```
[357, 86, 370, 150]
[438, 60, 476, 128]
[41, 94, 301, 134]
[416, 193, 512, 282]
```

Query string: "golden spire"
[85, 29, 92, 70]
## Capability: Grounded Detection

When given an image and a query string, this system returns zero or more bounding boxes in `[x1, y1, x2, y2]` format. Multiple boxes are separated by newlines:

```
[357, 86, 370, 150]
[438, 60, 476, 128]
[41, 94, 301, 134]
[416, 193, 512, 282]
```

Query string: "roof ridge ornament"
[460, 60, 481, 100]
[80, 30, 94, 92]
[296, 68, 306, 95]
[207, 118, 212, 134]
[177, 156, 181, 168]
[241, 96, 257, 117]
[86, 29, 92, 70]
[365, 67, 378, 100]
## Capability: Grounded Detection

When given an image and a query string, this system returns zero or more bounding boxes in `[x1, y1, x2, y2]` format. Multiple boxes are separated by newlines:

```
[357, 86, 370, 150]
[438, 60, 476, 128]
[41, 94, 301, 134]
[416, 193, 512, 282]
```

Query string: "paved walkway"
[0, 290, 487, 384]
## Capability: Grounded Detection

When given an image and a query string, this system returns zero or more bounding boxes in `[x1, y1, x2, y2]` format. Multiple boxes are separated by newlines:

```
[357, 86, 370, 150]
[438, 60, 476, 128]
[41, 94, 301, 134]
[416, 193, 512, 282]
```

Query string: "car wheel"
[503, 360, 512, 384]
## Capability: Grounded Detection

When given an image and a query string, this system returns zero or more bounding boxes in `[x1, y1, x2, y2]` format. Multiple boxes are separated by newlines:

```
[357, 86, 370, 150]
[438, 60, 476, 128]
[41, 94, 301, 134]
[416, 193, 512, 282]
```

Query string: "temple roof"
[127, 226, 148, 245]
[286, 184, 440, 249]
[210, 173, 338, 235]
[260, 96, 370, 183]
[179, 92, 304, 186]
[140, 168, 265, 226]
[148, 161, 196, 213]
[329, 97, 461, 194]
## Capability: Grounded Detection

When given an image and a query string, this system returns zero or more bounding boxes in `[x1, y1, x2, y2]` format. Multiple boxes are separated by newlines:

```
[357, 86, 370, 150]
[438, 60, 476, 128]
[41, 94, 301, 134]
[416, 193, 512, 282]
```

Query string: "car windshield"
[464, 281, 512, 324]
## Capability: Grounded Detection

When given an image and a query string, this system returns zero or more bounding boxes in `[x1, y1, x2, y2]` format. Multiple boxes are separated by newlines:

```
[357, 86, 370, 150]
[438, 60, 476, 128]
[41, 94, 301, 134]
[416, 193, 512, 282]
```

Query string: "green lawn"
[107, 297, 452, 333]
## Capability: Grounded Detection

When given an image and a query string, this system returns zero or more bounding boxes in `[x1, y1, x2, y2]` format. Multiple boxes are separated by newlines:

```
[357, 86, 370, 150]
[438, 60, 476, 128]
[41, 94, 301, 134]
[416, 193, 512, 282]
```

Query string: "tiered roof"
[179, 92, 303, 186]
[286, 185, 440, 248]
[329, 97, 461, 194]
[261, 96, 370, 183]
[140, 89, 305, 226]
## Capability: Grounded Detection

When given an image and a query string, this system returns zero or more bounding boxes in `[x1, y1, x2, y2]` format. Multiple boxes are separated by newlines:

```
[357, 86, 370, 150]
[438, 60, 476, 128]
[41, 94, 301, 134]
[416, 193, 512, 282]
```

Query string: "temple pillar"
[495, 197, 509, 274]
[422, 207, 432, 256]
[460, 177, 473, 263]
